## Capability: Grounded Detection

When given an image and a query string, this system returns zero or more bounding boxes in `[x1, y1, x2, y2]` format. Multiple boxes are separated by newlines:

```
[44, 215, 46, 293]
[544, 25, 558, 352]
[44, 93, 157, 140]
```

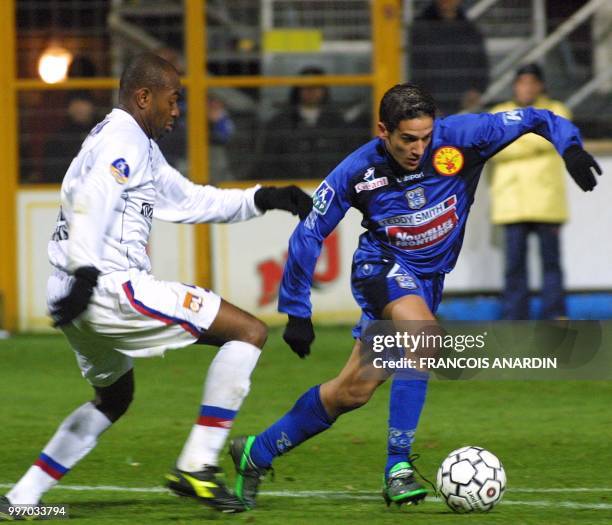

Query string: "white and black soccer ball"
[437, 446, 506, 513]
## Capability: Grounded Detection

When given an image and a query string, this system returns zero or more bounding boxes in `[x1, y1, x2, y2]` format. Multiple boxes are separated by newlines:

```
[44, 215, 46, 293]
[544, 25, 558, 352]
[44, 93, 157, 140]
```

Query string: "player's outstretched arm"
[278, 172, 352, 358]
[254, 185, 312, 219]
[562, 145, 602, 192]
[153, 145, 312, 223]
[445, 108, 604, 192]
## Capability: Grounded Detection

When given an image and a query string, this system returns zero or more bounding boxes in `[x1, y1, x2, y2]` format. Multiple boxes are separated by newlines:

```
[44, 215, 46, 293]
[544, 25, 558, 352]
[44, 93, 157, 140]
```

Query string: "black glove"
[254, 186, 312, 220]
[283, 315, 315, 358]
[563, 145, 602, 192]
[51, 266, 100, 327]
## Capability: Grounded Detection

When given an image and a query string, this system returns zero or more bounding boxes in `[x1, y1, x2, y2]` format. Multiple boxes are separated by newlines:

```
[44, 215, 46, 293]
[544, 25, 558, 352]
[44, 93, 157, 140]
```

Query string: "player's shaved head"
[119, 52, 179, 105]
[380, 83, 437, 132]
[118, 52, 182, 140]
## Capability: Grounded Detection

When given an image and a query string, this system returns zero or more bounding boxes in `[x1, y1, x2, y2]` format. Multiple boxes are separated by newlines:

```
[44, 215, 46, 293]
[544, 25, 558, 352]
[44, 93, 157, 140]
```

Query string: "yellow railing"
[0, 0, 18, 332]
[0, 0, 401, 332]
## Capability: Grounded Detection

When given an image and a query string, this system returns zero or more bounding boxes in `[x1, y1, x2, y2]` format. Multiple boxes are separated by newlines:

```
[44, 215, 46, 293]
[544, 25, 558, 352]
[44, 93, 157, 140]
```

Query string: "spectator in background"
[488, 64, 571, 320]
[42, 91, 98, 183]
[254, 66, 347, 180]
[409, 0, 489, 115]
[207, 96, 236, 181]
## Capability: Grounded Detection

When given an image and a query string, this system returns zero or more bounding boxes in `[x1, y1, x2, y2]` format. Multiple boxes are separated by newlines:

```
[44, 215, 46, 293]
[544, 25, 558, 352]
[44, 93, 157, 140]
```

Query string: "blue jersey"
[279, 108, 581, 318]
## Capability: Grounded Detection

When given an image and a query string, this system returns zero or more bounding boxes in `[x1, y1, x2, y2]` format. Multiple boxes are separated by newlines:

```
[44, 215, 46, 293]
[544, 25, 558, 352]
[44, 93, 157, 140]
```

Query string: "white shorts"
[47, 268, 222, 387]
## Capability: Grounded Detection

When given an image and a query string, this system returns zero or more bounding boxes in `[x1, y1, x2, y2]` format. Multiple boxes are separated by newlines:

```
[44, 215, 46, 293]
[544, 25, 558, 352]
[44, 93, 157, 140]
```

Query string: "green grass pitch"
[1, 329, 611, 524]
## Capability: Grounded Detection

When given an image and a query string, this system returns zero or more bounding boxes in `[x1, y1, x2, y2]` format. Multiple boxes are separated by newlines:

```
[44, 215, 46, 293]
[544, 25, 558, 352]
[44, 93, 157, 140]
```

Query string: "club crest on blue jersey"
[110, 158, 130, 184]
[313, 181, 335, 215]
[395, 275, 418, 289]
[406, 186, 427, 209]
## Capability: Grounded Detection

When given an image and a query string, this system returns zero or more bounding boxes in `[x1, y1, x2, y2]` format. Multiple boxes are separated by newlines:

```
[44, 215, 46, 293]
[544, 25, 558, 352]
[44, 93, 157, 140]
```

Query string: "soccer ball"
[437, 446, 506, 513]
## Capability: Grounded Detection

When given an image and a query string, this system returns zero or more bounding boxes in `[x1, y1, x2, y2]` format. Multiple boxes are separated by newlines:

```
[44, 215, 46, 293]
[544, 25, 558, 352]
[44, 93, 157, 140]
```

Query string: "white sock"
[7, 402, 111, 504]
[177, 340, 261, 471]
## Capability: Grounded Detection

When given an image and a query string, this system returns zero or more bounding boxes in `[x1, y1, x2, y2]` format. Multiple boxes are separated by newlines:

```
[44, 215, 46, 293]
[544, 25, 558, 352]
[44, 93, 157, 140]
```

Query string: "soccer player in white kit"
[1, 53, 312, 516]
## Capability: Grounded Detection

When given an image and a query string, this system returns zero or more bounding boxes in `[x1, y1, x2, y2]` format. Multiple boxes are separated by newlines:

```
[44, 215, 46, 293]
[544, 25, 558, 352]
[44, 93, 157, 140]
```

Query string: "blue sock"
[386, 373, 428, 479]
[250, 385, 333, 468]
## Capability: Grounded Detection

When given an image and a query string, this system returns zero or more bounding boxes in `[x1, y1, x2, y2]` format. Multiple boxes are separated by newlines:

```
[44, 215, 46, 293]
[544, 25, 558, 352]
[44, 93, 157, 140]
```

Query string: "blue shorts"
[350, 251, 445, 338]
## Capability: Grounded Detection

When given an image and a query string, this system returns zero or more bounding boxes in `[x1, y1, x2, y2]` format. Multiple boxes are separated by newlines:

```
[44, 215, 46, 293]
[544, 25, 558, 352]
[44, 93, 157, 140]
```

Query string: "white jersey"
[48, 108, 261, 275]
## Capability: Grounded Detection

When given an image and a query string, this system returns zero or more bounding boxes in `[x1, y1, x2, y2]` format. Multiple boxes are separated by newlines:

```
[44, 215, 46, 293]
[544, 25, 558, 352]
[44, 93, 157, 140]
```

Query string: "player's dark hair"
[119, 53, 178, 104]
[379, 83, 437, 131]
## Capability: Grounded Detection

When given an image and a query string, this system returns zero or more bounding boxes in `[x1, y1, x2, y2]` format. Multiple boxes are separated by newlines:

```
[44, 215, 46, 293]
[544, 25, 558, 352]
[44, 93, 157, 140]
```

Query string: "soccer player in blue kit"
[229, 83, 602, 509]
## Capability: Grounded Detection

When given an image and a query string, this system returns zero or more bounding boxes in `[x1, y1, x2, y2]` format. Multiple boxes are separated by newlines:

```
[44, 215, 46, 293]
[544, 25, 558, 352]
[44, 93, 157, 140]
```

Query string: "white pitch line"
[510, 487, 612, 493]
[258, 493, 612, 509]
[1, 484, 611, 510]
[1, 483, 611, 495]
[259, 488, 612, 495]
[0, 483, 167, 493]
[500, 499, 612, 510]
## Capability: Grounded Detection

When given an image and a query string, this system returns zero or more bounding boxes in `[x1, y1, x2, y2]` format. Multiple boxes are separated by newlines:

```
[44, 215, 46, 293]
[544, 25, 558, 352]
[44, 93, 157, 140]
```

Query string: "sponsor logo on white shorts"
[183, 292, 203, 312]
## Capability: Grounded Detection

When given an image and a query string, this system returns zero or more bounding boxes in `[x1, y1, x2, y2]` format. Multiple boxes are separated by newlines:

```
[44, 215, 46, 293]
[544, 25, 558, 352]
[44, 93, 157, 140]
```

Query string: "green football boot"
[229, 435, 272, 509]
[382, 461, 428, 507]
[165, 466, 245, 513]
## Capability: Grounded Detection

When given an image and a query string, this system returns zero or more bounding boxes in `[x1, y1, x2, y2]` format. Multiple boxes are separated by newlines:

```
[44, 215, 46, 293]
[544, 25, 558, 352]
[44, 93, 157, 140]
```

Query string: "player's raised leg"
[230, 339, 384, 508]
[4, 368, 134, 510]
[381, 295, 435, 507]
[166, 300, 266, 512]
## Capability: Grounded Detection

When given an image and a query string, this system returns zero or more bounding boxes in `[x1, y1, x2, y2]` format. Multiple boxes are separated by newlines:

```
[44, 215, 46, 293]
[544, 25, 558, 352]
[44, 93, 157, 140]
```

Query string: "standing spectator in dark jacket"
[409, 0, 489, 115]
[254, 66, 347, 180]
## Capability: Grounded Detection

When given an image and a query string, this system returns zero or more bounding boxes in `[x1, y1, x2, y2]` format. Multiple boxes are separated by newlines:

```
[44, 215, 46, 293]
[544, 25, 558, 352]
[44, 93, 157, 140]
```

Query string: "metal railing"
[478, 0, 610, 108]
